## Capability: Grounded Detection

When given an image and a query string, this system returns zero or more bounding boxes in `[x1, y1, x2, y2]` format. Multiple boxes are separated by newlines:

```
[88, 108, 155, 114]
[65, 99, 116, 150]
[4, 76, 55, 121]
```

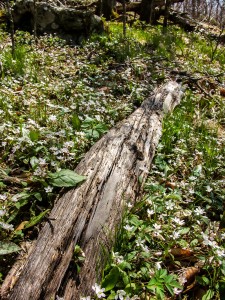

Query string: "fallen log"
[1, 81, 183, 300]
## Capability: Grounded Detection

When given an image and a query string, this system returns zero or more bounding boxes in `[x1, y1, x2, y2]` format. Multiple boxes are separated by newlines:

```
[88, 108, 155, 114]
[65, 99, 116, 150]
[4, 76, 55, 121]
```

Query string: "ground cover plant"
[0, 20, 225, 299]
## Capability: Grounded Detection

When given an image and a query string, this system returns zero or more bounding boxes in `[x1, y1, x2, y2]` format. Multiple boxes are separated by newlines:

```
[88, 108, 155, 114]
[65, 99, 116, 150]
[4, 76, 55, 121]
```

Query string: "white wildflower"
[124, 224, 134, 232]
[173, 287, 183, 295]
[92, 283, 105, 298]
[156, 261, 162, 270]
[0, 209, 6, 217]
[194, 207, 205, 215]
[115, 290, 126, 300]
[172, 231, 180, 240]
[0, 194, 7, 201]
[166, 200, 175, 210]
[0, 222, 14, 231]
[173, 217, 185, 226]
[206, 185, 213, 192]
[147, 209, 154, 217]
[49, 114, 57, 122]
[44, 186, 53, 193]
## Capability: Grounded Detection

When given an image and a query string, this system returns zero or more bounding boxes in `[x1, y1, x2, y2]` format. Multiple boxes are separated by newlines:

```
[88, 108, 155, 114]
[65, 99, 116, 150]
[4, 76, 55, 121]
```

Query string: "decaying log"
[1, 81, 183, 300]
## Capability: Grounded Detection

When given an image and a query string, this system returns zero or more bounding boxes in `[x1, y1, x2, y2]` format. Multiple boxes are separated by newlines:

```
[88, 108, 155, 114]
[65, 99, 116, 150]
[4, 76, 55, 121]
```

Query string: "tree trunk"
[163, 0, 171, 30]
[1, 82, 183, 300]
[5, 0, 15, 57]
[96, 0, 116, 19]
[139, 0, 154, 23]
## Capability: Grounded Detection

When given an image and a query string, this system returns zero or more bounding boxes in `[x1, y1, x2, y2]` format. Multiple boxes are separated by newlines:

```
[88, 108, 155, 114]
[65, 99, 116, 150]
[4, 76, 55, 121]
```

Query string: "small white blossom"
[49, 114, 57, 122]
[194, 207, 205, 216]
[156, 261, 162, 270]
[124, 224, 134, 232]
[80, 297, 91, 300]
[166, 200, 175, 210]
[0, 209, 6, 217]
[44, 186, 53, 193]
[172, 231, 180, 239]
[0, 222, 14, 230]
[0, 194, 7, 201]
[206, 185, 213, 192]
[147, 209, 154, 216]
[115, 290, 126, 300]
[173, 287, 183, 295]
[92, 283, 105, 298]
[173, 217, 185, 226]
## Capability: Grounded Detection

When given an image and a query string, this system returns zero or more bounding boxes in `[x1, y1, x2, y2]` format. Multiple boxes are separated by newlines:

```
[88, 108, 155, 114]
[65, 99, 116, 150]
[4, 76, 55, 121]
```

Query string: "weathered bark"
[1, 82, 183, 300]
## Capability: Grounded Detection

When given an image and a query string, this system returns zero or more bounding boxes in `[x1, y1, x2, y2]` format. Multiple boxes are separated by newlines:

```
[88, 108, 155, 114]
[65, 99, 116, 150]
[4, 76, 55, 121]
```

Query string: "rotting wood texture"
[1, 81, 183, 300]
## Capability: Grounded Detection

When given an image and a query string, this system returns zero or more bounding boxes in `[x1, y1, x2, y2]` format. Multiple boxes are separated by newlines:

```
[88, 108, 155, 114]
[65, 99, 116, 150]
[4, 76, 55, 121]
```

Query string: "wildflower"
[44, 186, 53, 193]
[194, 207, 205, 216]
[124, 224, 134, 231]
[136, 238, 145, 247]
[0, 222, 14, 231]
[147, 209, 154, 217]
[0, 194, 7, 201]
[0, 209, 6, 217]
[39, 158, 47, 165]
[172, 231, 180, 239]
[206, 185, 213, 192]
[115, 290, 126, 300]
[80, 297, 91, 300]
[92, 283, 105, 298]
[49, 114, 57, 122]
[173, 217, 185, 226]
[153, 223, 161, 230]
[166, 200, 175, 210]
[155, 261, 162, 270]
[173, 287, 183, 295]
[216, 248, 225, 258]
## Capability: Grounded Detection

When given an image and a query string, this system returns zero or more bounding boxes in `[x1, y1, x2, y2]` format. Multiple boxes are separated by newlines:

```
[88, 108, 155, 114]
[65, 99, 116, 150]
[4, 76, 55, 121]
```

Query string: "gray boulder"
[12, 0, 104, 42]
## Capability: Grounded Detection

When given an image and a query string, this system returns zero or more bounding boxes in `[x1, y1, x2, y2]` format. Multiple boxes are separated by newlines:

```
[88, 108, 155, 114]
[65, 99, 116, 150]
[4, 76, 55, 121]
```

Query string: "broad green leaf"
[202, 289, 215, 300]
[0, 241, 21, 255]
[72, 114, 81, 130]
[29, 130, 39, 141]
[34, 192, 42, 201]
[30, 156, 39, 169]
[102, 266, 120, 291]
[48, 169, 86, 187]
[24, 209, 50, 229]
[179, 227, 190, 235]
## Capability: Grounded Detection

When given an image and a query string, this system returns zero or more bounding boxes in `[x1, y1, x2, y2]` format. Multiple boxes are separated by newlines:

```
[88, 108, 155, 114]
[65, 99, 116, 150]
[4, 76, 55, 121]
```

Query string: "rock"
[12, 0, 104, 42]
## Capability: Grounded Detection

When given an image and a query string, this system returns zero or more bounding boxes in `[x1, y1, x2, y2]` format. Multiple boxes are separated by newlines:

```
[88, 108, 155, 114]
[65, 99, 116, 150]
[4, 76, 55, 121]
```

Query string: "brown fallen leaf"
[15, 221, 29, 231]
[170, 248, 193, 257]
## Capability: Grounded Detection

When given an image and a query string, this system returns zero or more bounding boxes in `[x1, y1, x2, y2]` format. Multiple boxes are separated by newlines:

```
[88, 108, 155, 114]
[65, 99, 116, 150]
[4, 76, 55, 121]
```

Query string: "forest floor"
[0, 22, 225, 299]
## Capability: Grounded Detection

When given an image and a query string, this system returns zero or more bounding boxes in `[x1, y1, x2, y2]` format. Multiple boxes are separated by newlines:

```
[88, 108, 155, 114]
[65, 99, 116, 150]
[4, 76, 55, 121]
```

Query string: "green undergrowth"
[0, 21, 225, 295]
[81, 25, 225, 300]
[92, 89, 225, 300]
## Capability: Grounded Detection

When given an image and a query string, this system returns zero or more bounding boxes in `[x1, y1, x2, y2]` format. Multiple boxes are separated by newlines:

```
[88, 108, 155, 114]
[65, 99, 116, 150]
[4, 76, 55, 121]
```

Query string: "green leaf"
[29, 130, 39, 141]
[0, 241, 21, 255]
[34, 192, 42, 201]
[102, 266, 120, 291]
[24, 209, 50, 229]
[202, 289, 215, 300]
[48, 169, 86, 187]
[71, 114, 81, 130]
[178, 227, 190, 235]
[30, 156, 39, 169]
